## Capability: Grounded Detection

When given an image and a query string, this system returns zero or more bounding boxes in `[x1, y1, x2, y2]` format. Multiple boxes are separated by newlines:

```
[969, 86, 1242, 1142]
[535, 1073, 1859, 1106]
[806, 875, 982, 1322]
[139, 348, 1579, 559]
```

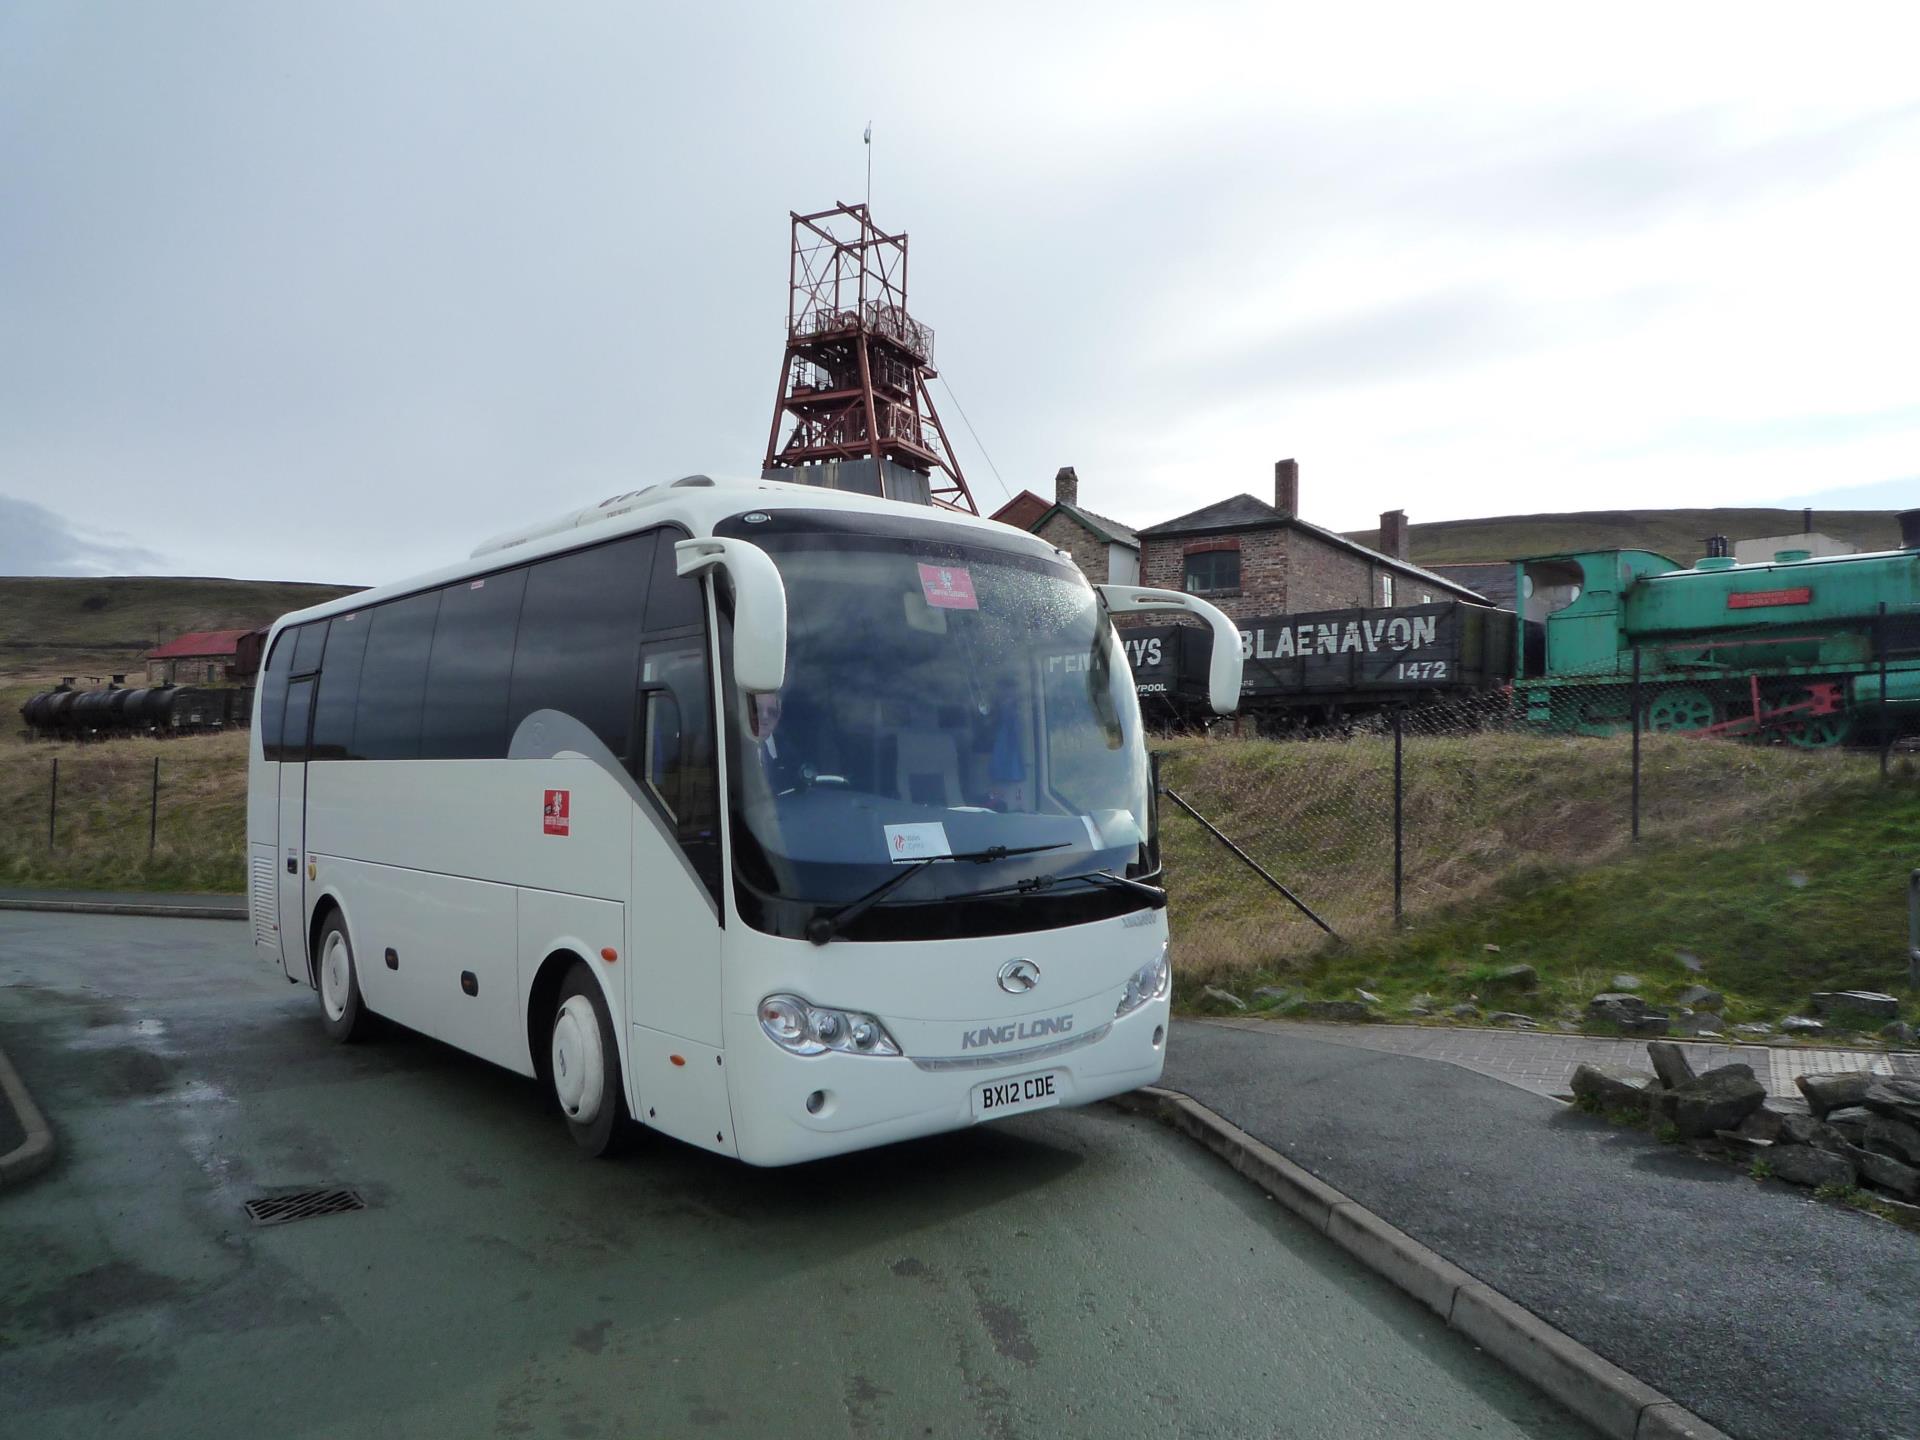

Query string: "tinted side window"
[508, 534, 652, 761]
[291, 621, 328, 676]
[644, 528, 704, 633]
[258, 631, 293, 761]
[420, 569, 528, 759]
[310, 611, 370, 761]
[352, 592, 440, 760]
[640, 637, 721, 901]
[281, 676, 316, 763]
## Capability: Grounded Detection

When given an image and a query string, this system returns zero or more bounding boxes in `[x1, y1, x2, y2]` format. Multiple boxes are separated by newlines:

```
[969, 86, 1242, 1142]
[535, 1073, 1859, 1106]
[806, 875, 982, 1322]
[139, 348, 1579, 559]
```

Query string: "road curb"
[0, 1037, 55, 1191]
[0, 897, 245, 922]
[1111, 1086, 1734, 1440]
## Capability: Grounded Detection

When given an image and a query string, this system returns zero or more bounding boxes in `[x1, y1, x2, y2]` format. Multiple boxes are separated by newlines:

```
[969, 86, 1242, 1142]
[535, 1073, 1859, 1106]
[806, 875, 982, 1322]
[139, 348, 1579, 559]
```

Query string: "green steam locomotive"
[1515, 515, 1920, 747]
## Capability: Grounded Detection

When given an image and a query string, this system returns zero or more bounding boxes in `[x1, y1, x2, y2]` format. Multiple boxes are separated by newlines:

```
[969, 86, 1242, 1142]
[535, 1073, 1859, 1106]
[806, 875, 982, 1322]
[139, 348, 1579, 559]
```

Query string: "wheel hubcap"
[551, 996, 604, 1123]
[1646, 689, 1717, 733]
[320, 934, 350, 1022]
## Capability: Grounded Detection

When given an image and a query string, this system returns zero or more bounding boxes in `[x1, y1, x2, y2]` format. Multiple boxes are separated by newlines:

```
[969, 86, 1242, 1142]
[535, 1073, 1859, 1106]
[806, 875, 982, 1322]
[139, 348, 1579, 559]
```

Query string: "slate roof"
[1137, 492, 1487, 602]
[145, 628, 255, 660]
[1031, 502, 1139, 548]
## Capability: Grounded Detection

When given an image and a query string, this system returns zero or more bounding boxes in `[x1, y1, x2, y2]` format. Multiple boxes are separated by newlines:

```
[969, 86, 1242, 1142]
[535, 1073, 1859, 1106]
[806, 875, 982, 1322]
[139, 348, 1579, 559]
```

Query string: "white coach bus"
[247, 474, 1241, 1165]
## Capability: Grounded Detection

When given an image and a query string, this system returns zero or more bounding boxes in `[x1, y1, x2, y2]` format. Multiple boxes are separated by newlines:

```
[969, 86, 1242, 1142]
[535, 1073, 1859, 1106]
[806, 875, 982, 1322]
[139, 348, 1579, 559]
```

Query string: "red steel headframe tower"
[762, 203, 977, 513]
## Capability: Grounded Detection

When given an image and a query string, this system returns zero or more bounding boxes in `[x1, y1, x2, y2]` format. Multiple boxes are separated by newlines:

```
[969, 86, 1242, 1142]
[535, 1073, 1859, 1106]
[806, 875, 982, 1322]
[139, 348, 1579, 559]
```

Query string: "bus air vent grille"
[243, 1187, 366, 1227]
[249, 854, 276, 945]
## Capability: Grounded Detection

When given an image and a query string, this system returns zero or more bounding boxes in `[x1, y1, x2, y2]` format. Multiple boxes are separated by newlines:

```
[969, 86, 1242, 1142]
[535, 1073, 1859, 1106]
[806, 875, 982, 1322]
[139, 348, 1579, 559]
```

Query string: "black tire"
[315, 912, 372, 1044]
[549, 963, 629, 1157]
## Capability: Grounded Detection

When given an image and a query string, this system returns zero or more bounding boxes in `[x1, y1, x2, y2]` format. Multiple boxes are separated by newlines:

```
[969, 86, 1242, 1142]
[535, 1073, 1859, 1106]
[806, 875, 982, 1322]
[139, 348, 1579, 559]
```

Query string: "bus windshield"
[717, 514, 1153, 936]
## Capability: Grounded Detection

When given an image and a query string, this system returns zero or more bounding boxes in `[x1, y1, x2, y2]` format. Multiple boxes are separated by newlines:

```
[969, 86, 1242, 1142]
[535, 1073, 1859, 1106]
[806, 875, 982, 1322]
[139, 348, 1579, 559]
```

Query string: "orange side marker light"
[669, 1054, 686, 1067]
[600, 947, 618, 963]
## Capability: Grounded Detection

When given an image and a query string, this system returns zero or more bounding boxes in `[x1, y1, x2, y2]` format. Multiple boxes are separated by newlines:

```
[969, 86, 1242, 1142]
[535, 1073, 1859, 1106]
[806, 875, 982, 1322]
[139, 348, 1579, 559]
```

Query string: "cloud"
[0, 494, 168, 575]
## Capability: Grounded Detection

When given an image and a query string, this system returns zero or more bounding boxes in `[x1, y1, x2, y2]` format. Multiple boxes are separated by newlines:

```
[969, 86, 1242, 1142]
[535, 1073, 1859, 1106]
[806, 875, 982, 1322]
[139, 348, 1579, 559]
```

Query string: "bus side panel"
[318, 858, 450, 1044]
[627, 807, 724, 1049]
[246, 708, 283, 965]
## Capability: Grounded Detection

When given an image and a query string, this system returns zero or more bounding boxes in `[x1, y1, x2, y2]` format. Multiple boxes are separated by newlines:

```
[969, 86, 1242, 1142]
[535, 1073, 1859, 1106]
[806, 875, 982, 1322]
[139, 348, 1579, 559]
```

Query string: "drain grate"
[243, 1187, 366, 1227]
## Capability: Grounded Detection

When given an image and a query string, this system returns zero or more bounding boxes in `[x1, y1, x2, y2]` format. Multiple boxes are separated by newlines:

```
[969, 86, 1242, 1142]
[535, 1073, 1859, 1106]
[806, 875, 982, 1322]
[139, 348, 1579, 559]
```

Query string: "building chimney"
[1274, 458, 1299, 517]
[1803, 506, 1813, 535]
[1054, 466, 1079, 508]
[1379, 509, 1409, 562]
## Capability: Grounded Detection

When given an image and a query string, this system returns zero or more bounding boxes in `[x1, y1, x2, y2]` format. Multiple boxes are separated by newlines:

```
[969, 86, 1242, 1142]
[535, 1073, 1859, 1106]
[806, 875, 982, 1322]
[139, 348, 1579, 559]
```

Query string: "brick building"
[1134, 459, 1484, 621]
[1012, 467, 1140, 585]
[145, 628, 265, 685]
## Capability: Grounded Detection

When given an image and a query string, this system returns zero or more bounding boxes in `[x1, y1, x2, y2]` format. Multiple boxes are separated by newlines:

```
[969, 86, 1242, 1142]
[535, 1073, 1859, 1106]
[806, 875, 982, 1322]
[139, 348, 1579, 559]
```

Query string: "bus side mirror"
[675, 537, 788, 694]
[1096, 585, 1243, 715]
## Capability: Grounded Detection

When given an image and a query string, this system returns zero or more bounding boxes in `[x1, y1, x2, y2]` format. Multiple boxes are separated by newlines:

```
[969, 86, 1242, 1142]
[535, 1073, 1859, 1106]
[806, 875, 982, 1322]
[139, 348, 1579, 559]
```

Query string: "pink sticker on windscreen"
[918, 563, 979, 610]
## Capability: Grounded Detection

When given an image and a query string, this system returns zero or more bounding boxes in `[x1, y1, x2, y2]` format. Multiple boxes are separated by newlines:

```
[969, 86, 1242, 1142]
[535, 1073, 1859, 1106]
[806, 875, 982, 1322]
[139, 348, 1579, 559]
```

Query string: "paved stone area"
[1200, 1017, 1910, 1099]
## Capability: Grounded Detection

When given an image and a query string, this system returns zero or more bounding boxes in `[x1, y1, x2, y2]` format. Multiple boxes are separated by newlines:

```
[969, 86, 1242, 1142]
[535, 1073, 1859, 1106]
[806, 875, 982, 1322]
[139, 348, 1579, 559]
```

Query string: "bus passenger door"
[275, 677, 315, 984]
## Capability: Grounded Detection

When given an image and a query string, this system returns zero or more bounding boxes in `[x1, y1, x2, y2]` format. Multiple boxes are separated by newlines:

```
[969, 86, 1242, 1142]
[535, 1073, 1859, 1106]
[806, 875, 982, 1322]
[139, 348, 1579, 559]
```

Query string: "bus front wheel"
[316, 913, 372, 1044]
[550, 964, 629, 1157]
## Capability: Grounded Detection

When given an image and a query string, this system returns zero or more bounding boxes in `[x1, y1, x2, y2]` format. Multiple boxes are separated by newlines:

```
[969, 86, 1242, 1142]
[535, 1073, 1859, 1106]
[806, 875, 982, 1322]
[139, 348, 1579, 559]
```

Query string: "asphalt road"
[1166, 1021, 1920, 1440]
[0, 911, 1590, 1440]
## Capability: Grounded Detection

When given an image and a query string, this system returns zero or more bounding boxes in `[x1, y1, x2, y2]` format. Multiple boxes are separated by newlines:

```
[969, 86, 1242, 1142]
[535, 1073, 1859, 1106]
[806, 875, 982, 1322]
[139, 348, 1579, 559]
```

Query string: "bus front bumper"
[721, 997, 1170, 1167]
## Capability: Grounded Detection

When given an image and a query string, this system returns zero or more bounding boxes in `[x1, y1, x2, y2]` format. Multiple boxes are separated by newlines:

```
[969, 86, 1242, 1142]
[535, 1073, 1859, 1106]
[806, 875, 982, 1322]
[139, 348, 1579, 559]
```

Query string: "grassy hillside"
[1158, 730, 1917, 1033]
[1343, 508, 1902, 566]
[0, 575, 360, 683]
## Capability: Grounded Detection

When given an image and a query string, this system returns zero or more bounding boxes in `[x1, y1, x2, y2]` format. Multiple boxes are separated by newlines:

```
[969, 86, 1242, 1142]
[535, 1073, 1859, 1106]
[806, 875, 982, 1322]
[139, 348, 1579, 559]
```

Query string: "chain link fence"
[1156, 667, 1885, 984]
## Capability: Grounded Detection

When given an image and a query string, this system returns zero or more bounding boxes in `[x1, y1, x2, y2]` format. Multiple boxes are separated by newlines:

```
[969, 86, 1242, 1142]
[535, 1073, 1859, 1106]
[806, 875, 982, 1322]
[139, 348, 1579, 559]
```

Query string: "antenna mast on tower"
[761, 203, 977, 513]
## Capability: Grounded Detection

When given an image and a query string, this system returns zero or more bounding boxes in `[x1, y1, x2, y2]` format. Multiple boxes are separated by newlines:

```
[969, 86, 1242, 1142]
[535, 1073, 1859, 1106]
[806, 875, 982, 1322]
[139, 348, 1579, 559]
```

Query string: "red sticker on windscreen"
[543, 789, 570, 836]
[918, 563, 979, 610]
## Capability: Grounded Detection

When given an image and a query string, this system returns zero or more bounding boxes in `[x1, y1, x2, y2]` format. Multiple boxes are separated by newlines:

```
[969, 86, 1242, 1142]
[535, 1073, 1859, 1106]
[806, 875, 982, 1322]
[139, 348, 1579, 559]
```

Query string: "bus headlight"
[759, 993, 901, 1057]
[1115, 944, 1171, 1019]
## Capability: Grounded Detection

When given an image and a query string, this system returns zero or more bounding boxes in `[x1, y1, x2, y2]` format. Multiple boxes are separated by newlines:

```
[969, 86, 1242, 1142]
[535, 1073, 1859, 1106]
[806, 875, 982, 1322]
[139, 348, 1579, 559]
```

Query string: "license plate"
[972, 1070, 1063, 1122]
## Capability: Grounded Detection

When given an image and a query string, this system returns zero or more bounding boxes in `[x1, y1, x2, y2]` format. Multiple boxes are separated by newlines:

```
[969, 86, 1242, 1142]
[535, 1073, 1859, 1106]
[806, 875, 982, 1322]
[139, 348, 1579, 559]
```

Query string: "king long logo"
[961, 1015, 1074, 1050]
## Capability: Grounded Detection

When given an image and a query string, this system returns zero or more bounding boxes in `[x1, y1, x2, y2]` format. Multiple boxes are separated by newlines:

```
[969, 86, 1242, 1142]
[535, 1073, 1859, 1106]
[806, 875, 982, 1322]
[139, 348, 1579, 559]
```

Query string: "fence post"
[48, 757, 58, 849]
[1630, 647, 1642, 842]
[1392, 704, 1405, 926]
[149, 755, 161, 857]
[1880, 602, 1891, 780]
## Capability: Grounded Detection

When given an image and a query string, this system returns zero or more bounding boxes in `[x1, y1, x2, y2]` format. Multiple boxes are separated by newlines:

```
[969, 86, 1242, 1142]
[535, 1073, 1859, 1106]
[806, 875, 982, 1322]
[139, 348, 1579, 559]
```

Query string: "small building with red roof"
[145, 628, 266, 686]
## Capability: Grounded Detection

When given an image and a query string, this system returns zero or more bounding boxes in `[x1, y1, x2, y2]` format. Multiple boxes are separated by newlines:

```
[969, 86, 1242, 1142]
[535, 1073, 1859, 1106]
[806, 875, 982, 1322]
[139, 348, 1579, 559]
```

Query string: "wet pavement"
[0, 911, 1589, 1440]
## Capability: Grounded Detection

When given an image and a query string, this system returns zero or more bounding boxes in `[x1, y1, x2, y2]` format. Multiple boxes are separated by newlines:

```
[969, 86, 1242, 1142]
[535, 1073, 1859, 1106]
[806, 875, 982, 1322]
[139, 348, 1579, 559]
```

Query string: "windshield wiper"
[963, 868, 1167, 904]
[805, 842, 1070, 946]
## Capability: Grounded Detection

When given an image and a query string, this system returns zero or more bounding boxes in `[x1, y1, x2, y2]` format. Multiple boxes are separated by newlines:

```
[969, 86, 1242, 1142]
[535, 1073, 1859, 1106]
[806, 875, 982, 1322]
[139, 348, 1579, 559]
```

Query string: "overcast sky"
[4, 2, 1918, 583]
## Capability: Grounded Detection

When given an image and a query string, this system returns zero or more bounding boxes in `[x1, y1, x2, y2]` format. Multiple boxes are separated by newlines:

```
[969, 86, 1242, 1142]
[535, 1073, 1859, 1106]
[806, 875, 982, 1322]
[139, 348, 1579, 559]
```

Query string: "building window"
[1381, 574, 1394, 607]
[1420, 592, 1432, 604]
[1184, 550, 1240, 595]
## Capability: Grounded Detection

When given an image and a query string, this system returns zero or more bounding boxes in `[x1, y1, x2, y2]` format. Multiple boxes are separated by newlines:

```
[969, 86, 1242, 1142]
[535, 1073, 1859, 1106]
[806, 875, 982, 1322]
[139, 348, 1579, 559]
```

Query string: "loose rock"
[1768, 1145, 1854, 1189]
[1824, 1106, 1874, 1143]
[1672, 1011, 1726, 1038]
[1293, 999, 1372, 1022]
[1851, 1147, 1920, 1200]
[1865, 1115, 1920, 1166]
[1251, 986, 1299, 1007]
[1482, 964, 1537, 992]
[1882, 1021, 1916, 1048]
[1612, 974, 1642, 991]
[1647, 1041, 1696, 1090]
[1487, 1011, 1537, 1028]
[1810, 991, 1900, 1022]
[1780, 1016, 1825, 1036]
[1668, 1064, 1766, 1139]
[1676, 985, 1726, 1011]
[1619, 1013, 1671, 1037]
[1733, 1023, 1774, 1037]
[1354, 988, 1383, 1005]
[1860, 1079, 1920, 1127]
[1777, 1113, 1849, 1152]
[1450, 1003, 1481, 1019]
[1737, 1105, 1788, 1143]
[1571, 1063, 1657, 1113]
[1795, 1071, 1871, 1116]
[1676, 951, 1705, 973]
[1202, 986, 1248, 1011]
[1587, 993, 1648, 1024]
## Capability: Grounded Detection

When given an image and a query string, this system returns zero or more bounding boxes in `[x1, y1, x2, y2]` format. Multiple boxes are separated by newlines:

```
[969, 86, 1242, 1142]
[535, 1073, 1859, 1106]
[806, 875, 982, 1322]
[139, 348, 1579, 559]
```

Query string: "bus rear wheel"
[316, 913, 372, 1044]
[550, 964, 629, 1157]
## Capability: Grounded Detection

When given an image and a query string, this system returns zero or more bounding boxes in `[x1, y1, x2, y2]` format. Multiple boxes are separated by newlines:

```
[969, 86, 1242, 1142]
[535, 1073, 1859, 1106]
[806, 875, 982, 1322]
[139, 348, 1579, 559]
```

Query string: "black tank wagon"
[1125, 600, 1522, 730]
